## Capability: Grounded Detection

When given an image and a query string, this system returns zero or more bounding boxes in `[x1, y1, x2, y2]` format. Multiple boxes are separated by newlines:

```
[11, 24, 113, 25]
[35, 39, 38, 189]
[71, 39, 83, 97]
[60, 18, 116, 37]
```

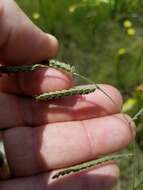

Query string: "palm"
[0, 0, 134, 190]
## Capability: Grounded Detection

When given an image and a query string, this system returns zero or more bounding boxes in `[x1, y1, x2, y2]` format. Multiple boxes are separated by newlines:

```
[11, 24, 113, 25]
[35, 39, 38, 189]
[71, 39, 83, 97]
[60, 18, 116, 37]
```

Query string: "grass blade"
[134, 170, 143, 190]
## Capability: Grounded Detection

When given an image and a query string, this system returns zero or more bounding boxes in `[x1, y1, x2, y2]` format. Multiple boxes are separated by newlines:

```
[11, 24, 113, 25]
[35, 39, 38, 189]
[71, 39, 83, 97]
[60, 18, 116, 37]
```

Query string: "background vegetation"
[16, 0, 143, 189]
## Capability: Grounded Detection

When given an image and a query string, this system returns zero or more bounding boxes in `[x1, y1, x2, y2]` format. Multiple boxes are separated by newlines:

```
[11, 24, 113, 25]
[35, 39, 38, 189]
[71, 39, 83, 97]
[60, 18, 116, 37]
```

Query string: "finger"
[0, 163, 119, 190]
[0, 0, 58, 65]
[0, 0, 66, 96]
[2, 114, 135, 176]
[0, 85, 122, 129]
[49, 163, 119, 190]
[0, 67, 73, 95]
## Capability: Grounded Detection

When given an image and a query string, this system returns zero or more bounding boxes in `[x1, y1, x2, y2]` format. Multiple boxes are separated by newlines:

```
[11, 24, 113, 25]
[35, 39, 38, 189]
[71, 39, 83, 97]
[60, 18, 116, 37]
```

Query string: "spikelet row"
[36, 85, 96, 101]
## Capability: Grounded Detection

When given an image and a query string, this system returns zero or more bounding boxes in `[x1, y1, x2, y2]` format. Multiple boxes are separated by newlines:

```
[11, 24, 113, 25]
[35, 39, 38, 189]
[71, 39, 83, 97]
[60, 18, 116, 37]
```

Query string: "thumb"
[0, 0, 58, 65]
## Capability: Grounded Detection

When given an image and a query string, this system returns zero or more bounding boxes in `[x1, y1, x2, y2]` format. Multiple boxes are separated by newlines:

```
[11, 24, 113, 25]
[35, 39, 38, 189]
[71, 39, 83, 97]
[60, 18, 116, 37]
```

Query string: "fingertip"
[84, 84, 123, 115]
[43, 33, 59, 58]
[110, 85, 123, 109]
[120, 114, 136, 138]
[99, 84, 123, 111]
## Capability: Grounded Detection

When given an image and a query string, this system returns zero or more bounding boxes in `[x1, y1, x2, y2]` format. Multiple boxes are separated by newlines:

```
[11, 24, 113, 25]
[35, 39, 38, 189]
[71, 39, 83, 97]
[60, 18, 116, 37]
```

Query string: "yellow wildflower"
[127, 28, 136, 36]
[122, 98, 137, 112]
[117, 48, 126, 56]
[32, 12, 40, 20]
[68, 5, 77, 13]
[123, 20, 132, 28]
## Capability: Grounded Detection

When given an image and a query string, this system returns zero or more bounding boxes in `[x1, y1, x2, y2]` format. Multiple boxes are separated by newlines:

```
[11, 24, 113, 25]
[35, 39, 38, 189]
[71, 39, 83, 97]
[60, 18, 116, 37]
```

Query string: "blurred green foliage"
[16, 0, 143, 189]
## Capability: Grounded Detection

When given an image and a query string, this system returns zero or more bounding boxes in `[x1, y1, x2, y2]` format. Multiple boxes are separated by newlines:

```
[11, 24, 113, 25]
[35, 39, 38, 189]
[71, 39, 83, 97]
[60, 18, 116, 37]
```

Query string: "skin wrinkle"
[20, 98, 35, 127]
[17, 96, 29, 127]
[5, 94, 23, 128]
[79, 120, 95, 160]
[32, 127, 40, 175]
[19, 97, 40, 127]
[93, 122, 108, 155]
[17, 73, 25, 94]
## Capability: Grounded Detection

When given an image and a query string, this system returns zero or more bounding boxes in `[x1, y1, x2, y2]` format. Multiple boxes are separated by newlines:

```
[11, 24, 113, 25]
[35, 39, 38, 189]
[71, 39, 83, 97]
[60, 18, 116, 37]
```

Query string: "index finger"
[0, 0, 58, 65]
[0, 0, 73, 95]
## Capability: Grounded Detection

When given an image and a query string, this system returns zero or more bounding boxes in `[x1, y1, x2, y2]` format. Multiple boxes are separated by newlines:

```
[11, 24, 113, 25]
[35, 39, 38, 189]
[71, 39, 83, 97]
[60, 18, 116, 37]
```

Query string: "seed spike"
[49, 59, 76, 73]
[42, 59, 121, 111]
[36, 85, 96, 101]
[0, 60, 75, 75]
[52, 153, 133, 179]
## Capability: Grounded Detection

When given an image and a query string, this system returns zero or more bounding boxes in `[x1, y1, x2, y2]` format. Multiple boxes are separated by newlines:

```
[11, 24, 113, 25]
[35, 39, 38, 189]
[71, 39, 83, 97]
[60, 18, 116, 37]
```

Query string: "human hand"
[0, 1, 135, 190]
